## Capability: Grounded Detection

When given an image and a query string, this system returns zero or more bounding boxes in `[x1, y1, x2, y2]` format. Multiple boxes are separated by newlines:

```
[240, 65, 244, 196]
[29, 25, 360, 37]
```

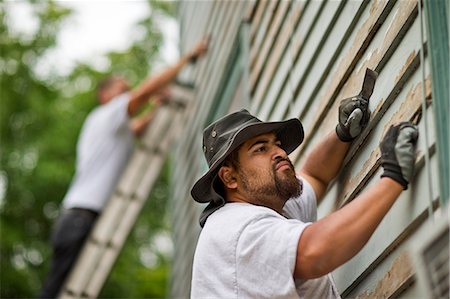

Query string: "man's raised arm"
[127, 38, 208, 116]
[295, 123, 418, 279]
[299, 132, 351, 200]
[299, 68, 376, 201]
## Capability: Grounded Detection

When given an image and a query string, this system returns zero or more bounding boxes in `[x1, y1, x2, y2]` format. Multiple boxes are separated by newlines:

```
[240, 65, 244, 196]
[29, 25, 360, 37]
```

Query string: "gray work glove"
[336, 96, 370, 142]
[380, 122, 419, 190]
[336, 68, 377, 142]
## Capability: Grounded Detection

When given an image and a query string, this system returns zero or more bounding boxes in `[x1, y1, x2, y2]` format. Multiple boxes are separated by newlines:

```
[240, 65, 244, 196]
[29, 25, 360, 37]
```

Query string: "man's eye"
[275, 142, 282, 148]
[255, 146, 266, 152]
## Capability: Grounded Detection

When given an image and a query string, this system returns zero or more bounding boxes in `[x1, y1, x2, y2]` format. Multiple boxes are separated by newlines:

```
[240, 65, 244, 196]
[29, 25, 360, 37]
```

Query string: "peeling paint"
[386, 78, 431, 127]
[299, 0, 418, 155]
[354, 252, 414, 299]
[251, 0, 290, 75]
[251, 1, 304, 102]
[370, 0, 385, 16]
[380, 1, 417, 54]
[294, 3, 422, 177]
[356, 50, 375, 74]
[383, 8, 399, 40]
[340, 78, 431, 205]
[395, 51, 418, 84]
[313, 0, 390, 118]
[250, 0, 269, 43]
[250, 0, 279, 66]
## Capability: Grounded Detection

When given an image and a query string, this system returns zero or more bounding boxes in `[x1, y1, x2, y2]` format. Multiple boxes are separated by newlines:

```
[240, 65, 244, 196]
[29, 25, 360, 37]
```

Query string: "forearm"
[128, 54, 191, 115]
[295, 177, 403, 278]
[130, 109, 157, 137]
[300, 131, 350, 186]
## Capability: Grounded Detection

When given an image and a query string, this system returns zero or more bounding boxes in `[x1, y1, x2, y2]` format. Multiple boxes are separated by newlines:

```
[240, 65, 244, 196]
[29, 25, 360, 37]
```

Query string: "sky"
[4, 0, 179, 77]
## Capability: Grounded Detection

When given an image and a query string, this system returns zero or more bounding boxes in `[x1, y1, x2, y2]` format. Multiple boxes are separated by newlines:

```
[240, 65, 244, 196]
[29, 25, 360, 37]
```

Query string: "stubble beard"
[240, 159, 302, 204]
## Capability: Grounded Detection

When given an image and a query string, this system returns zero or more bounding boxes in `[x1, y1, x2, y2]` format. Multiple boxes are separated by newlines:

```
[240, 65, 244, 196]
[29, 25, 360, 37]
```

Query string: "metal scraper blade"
[360, 68, 378, 100]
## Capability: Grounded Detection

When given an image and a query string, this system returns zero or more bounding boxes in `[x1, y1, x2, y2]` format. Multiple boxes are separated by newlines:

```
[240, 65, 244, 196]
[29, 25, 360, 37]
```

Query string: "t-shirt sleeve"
[235, 214, 311, 297]
[283, 177, 318, 222]
[103, 92, 131, 133]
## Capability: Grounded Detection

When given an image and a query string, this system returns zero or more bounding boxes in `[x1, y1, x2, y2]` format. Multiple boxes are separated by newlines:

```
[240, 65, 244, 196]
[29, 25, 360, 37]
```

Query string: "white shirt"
[62, 93, 133, 212]
[191, 179, 340, 299]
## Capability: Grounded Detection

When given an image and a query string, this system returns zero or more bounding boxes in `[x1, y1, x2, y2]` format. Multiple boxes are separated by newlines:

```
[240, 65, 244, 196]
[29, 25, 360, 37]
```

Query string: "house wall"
[170, 1, 440, 298]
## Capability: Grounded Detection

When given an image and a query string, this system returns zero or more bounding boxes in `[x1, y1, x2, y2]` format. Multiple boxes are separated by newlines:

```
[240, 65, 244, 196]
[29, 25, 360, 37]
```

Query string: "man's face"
[99, 78, 130, 105]
[233, 132, 302, 206]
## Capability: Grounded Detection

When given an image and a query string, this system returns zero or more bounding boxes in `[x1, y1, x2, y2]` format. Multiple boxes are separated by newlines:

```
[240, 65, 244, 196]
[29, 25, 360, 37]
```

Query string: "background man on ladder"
[38, 38, 208, 298]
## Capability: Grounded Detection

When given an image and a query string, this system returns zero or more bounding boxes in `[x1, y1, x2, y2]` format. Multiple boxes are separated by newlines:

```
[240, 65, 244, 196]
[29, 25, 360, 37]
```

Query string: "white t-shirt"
[191, 179, 340, 299]
[62, 93, 134, 212]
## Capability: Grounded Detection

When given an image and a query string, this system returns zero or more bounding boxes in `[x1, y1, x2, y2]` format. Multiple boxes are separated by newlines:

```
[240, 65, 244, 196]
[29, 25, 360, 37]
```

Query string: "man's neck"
[226, 191, 286, 215]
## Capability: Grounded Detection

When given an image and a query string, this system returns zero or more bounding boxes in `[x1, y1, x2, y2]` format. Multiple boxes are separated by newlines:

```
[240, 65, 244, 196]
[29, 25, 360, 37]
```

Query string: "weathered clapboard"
[172, 0, 446, 298]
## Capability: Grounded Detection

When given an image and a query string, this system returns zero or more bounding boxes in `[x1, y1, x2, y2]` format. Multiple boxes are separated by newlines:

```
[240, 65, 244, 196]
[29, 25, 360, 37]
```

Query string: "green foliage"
[1, 1, 175, 297]
[151, 0, 176, 17]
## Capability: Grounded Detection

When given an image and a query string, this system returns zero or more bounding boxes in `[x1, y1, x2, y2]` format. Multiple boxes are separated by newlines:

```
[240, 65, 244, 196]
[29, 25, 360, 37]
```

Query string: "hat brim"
[191, 118, 304, 203]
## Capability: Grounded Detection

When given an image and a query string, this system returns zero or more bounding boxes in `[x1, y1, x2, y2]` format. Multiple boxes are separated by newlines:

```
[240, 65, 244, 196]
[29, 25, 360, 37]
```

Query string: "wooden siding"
[173, 0, 440, 298]
[170, 2, 251, 297]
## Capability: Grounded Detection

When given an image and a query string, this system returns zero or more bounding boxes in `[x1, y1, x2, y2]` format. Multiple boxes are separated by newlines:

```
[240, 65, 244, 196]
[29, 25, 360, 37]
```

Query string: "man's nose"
[272, 146, 288, 160]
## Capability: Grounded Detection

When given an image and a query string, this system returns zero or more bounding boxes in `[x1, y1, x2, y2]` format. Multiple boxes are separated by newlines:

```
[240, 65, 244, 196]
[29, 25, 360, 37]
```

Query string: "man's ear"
[218, 166, 238, 189]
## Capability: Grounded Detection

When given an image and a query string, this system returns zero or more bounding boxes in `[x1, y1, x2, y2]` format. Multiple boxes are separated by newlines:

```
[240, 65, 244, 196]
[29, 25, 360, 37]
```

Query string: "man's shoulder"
[98, 92, 130, 113]
[83, 93, 131, 127]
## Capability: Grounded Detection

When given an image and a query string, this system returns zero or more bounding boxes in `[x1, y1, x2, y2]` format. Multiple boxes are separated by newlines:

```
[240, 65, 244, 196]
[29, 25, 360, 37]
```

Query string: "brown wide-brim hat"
[191, 109, 304, 226]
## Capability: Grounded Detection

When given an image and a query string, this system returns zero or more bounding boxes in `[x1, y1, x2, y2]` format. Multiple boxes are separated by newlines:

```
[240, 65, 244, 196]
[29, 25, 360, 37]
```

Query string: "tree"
[0, 1, 175, 297]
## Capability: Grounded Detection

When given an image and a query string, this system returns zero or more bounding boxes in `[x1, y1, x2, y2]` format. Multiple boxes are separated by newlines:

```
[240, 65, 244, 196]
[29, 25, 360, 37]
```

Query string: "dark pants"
[38, 208, 98, 298]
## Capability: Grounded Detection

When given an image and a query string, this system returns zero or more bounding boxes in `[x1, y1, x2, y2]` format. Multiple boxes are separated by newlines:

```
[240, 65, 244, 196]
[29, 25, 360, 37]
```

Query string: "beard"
[239, 158, 302, 203]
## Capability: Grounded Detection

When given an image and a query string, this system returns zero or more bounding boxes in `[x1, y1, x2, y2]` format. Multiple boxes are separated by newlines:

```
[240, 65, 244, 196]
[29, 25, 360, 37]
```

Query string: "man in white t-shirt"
[38, 39, 208, 298]
[190, 70, 419, 298]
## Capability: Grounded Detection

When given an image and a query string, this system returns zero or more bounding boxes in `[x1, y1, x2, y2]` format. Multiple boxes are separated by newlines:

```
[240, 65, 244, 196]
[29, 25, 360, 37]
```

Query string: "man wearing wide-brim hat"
[190, 72, 418, 298]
